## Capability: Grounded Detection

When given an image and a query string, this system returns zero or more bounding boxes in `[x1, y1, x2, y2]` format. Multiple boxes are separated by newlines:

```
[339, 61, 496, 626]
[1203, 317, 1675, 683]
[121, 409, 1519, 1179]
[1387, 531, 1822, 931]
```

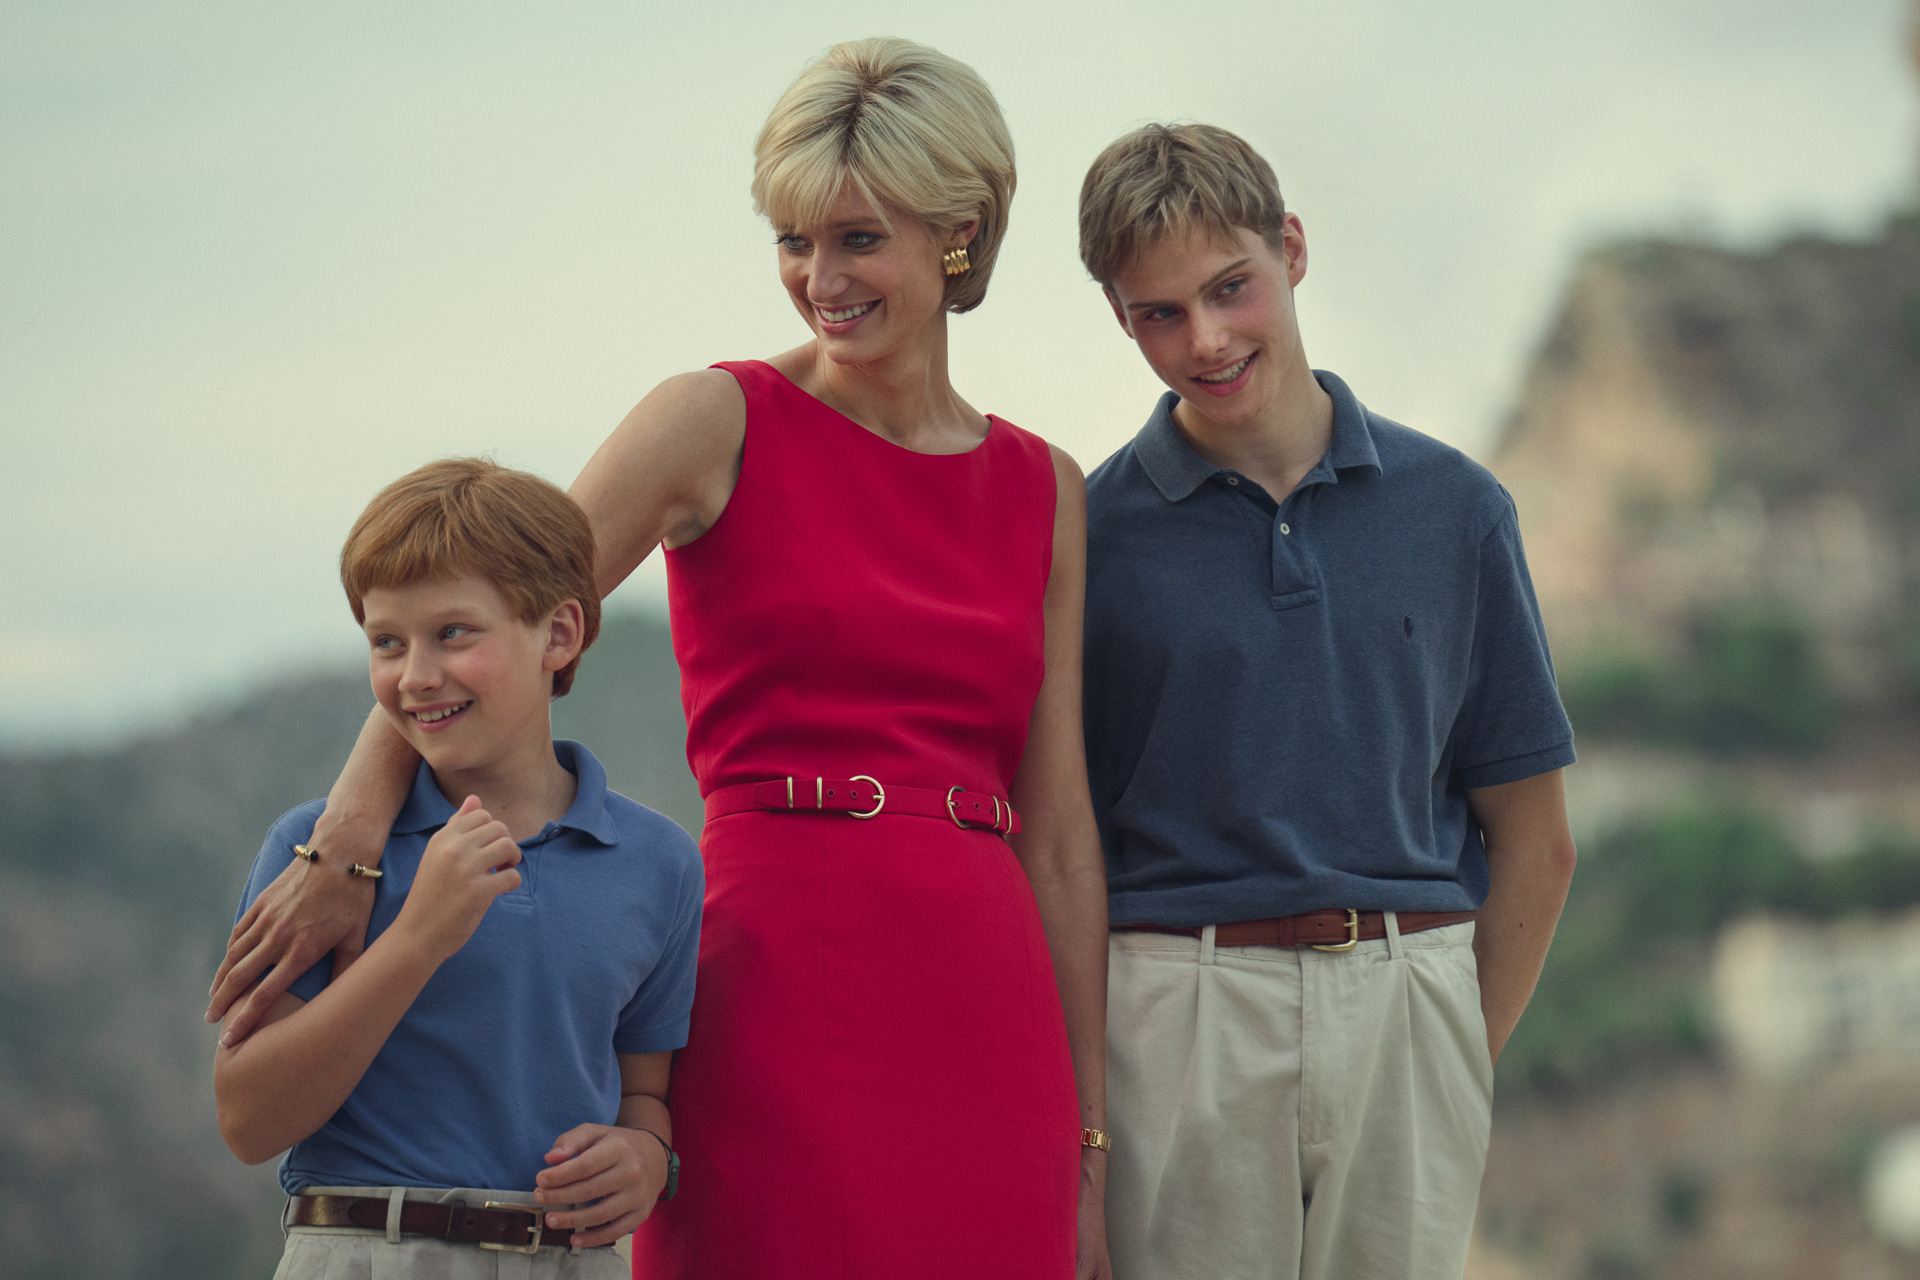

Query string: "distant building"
[1713, 912, 1920, 1077]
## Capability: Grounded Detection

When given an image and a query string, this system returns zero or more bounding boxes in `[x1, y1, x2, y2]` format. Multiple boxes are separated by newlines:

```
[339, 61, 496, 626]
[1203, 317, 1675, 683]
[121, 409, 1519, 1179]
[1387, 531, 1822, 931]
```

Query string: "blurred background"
[6, 0, 1920, 1276]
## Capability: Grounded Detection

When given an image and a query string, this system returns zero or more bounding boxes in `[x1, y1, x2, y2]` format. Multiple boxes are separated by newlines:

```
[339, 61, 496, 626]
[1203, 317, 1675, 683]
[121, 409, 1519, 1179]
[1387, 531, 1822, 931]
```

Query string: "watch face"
[664, 1149, 682, 1200]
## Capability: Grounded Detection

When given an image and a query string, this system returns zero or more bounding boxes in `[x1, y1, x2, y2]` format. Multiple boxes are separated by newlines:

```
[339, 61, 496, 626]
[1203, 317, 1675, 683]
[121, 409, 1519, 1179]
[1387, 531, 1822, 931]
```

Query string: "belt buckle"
[479, 1202, 543, 1254]
[1308, 909, 1360, 953]
[848, 774, 885, 819]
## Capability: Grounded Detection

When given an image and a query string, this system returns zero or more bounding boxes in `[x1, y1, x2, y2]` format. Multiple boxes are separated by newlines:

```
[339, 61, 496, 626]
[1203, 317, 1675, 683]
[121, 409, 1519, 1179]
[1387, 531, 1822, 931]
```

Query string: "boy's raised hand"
[394, 796, 522, 963]
[534, 1123, 670, 1247]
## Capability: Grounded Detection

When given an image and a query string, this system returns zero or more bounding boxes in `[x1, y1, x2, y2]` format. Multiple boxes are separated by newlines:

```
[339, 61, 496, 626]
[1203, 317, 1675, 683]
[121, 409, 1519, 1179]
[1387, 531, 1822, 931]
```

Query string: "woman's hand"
[392, 796, 522, 964]
[209, 704, 422, 1043]
[534, 1123, 671, 1247]
[206, 807, 384, 1042]
[1078, 1146, 1113, 1280]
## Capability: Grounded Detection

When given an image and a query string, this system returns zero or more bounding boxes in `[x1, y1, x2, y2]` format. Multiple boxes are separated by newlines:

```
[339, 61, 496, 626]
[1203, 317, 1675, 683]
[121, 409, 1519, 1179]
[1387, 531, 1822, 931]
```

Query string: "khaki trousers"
[272, 1186, 626, 1280]
[1105, 920, 1493, 1280]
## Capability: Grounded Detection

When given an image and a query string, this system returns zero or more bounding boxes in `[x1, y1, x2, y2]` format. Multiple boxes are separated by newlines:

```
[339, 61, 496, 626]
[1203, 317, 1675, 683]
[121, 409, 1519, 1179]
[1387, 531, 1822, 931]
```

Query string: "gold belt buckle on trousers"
[1309, 908, 1361, 953]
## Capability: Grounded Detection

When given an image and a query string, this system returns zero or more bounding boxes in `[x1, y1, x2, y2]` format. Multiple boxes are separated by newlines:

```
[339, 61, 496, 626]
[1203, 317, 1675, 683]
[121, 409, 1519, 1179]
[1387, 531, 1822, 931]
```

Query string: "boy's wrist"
[631, 1126, 679, 1200]
[379, 912, 456, 973]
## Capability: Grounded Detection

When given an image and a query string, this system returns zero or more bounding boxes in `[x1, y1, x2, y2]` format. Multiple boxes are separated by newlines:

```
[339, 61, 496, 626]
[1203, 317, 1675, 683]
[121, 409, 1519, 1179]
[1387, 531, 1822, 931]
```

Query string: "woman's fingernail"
[220, 1031, 235, 1048]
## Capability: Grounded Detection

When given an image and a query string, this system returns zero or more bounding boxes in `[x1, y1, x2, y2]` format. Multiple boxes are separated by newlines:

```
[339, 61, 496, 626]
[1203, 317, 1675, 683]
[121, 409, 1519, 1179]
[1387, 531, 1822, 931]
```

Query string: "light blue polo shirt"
[1084, 371, 1575, 926]
[233, 740, 702, 1195]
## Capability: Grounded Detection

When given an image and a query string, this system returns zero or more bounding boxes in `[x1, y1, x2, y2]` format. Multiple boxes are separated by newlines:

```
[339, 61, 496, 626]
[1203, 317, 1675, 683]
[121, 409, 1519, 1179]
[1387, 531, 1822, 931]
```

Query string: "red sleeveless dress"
[630, 360, 1080, 1278]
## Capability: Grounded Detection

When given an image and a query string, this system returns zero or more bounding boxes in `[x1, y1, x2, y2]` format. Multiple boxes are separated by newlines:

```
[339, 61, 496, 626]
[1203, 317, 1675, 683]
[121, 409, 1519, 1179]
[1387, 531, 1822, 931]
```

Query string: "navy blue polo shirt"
[1083, 371, 1574, 926]
[233, 740, 703, 1194]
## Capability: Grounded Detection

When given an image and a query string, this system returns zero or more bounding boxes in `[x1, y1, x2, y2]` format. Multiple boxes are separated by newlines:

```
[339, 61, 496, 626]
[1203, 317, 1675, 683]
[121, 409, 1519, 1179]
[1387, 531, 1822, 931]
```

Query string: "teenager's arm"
[1467, 769, 1578, 1064]
[206, 707, 416, 1039]
[213, 797, 523, 1163]
[1007, 445, 1112, 1280]
[533, 1051, 675, 1248]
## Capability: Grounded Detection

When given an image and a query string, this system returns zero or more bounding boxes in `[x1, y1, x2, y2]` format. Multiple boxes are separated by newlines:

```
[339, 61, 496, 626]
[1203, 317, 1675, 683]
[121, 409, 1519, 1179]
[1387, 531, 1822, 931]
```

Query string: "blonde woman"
[211, 38, 1110, 1279]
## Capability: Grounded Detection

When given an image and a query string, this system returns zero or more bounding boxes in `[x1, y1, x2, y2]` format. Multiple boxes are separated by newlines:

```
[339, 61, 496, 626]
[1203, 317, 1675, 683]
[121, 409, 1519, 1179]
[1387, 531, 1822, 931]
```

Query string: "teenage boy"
[1077, 124, 1579, 1280]
[214, 458, 702, 1278]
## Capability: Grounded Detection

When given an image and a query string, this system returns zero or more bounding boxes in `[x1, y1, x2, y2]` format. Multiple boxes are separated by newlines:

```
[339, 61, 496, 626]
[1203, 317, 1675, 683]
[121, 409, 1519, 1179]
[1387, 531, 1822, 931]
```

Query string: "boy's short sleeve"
[1451, 500, 1577, 790]
[611, 848, 703, 1055]
[233, 802, 335, 1004]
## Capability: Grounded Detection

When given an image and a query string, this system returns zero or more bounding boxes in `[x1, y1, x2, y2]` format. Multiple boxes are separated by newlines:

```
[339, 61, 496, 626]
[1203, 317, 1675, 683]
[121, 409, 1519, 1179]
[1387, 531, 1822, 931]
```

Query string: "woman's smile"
[814, 299, 879, 333]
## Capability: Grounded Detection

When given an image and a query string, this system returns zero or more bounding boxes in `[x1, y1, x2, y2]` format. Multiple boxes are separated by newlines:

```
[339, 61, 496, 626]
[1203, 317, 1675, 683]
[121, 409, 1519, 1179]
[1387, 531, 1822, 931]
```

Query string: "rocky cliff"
[1492, 217, 1920, 707]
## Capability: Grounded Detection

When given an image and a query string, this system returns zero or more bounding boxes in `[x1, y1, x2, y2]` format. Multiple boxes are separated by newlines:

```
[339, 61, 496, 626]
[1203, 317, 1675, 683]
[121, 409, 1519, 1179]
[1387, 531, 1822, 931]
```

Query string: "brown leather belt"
[1119, 909, 1478, 950]
[289, 1194, 572, 1253]
[704, 776, 1020, 835]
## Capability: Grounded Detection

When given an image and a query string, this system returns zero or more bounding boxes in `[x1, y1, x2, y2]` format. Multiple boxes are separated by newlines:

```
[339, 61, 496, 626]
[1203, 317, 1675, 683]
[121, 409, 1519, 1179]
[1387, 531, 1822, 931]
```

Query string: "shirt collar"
[391, 739, 619, 846]
[1133, 369, 1383, 503]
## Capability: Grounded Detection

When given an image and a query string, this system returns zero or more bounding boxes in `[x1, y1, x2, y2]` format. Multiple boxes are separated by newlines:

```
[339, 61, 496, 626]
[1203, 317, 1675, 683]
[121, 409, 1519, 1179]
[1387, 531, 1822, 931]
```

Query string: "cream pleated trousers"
[1105, 919, 1493, 1280]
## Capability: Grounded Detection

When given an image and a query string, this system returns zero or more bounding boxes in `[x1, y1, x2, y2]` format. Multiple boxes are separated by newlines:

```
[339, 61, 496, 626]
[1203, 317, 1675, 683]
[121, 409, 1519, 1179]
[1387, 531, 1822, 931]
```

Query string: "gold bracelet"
[347, 863, 384, 879]
[1081, 1128, 1111, 1152]
[293, 844, 320, 863]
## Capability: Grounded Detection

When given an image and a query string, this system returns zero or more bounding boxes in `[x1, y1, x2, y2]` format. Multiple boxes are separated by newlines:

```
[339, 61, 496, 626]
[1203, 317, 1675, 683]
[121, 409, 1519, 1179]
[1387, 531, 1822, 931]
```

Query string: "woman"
[213, 37, 1110, 1279]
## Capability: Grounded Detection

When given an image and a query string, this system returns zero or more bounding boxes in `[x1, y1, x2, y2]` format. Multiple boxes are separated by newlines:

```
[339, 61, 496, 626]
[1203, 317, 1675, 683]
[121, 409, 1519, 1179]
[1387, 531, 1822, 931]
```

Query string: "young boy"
[1077, 124, 1579, 1280]
[215, 457, 702, 1278]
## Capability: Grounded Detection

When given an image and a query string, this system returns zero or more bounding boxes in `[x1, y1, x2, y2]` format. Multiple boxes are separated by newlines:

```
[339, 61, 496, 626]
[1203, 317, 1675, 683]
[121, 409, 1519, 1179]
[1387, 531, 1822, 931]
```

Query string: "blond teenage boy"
[1077, 124, 1578, 1280]
[215, 458, 701, 1278]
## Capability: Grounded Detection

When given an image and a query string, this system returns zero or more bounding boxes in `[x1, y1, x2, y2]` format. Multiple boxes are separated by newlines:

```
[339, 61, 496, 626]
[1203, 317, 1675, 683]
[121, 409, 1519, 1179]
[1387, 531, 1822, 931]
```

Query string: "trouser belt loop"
[1384, 910, 1404, 960]
[384, 1186, 406, 1244]
[1199, 923, 1217, 967]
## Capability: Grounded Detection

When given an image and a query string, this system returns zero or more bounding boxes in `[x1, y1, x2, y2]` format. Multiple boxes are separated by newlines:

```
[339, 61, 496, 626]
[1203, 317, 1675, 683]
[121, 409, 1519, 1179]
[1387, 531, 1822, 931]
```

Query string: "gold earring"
[942, 247, 972, 276]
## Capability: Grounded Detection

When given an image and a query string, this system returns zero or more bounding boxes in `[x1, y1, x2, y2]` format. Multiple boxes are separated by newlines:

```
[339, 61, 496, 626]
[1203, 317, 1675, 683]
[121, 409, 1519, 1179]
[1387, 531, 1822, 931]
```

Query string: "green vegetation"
[1559, 599, 1835, 755]
[1500, 797, 1920, 1094]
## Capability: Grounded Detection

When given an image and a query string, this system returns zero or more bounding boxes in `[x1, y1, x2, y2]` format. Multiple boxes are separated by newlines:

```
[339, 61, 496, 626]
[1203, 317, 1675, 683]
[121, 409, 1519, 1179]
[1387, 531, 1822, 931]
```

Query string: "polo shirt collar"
[391, 739, 619, 846]
[1134, 368, 1383, 503]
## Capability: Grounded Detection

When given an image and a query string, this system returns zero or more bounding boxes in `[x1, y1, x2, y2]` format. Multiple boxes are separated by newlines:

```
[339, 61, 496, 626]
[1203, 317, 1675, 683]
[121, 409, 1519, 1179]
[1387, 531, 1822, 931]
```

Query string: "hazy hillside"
[1472, 207, 1920, 1276]
[1494, 215, 1920, 709]
[0, 611, 696, 1280]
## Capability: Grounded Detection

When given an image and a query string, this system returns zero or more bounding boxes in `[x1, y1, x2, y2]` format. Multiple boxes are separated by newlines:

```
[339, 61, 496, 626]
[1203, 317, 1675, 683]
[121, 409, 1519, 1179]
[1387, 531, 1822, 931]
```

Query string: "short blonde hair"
[1079, 123, 1287, 287]
[341, 458, 601, 698]
[752, 37, 1015, 314]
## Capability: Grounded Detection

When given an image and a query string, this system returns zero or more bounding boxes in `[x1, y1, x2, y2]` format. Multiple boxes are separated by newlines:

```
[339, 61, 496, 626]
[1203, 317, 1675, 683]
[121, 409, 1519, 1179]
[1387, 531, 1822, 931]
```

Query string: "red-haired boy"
[214, 458, 701, 1278]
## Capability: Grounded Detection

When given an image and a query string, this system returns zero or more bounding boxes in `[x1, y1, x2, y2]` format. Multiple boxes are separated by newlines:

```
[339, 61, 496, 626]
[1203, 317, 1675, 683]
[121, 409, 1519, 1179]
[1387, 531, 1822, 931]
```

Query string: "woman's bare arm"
[209, 369, 746, 1043]
[1006, 444, 1111, 1280]
[570, 369, 746, 591]
[206, 707, 415, 1038]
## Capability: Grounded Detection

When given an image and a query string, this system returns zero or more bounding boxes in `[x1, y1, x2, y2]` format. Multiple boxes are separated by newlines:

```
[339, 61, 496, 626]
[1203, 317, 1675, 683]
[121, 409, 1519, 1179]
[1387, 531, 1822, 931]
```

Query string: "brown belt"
[704, 776, 1020, 835]
[1119, 909, 1478, 951]
[288, 1194, 573, 1253]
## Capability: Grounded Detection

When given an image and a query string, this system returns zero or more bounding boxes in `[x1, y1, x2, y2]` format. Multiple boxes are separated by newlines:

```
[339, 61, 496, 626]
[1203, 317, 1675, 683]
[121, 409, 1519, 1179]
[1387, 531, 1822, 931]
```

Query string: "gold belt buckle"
[478, 1201, 543, 1254]
[848, 775, 885, 819]
[1309, 909, 1361, 953]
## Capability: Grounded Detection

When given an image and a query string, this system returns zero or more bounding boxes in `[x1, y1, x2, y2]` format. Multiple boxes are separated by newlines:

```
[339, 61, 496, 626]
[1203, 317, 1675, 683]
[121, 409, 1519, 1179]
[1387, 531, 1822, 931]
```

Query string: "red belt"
[1119, 909, 1477, 951]
[704, 776, 1020, 835]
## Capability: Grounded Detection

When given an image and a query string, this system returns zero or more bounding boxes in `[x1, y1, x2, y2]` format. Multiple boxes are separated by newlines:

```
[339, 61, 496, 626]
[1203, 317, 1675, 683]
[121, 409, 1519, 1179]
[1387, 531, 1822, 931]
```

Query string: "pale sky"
[3, 0, 1914, 747]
